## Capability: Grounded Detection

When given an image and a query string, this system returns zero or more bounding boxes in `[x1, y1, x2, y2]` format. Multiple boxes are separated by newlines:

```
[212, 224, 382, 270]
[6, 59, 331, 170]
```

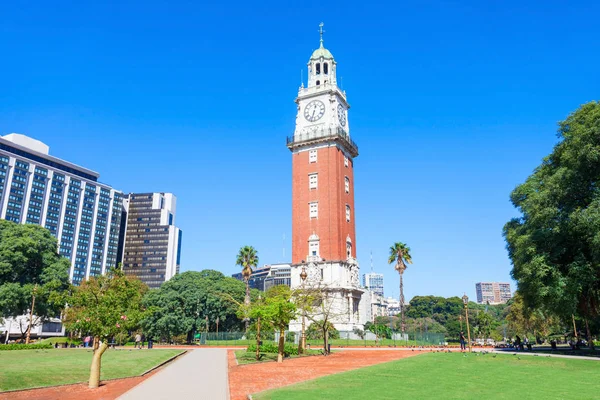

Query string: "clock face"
[337, 104, 347, 127]
[304, 100, 326, 122]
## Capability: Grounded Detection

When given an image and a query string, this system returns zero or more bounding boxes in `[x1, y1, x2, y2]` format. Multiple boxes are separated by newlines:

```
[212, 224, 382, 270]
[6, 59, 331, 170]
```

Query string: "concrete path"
[119, 349, 229, 400]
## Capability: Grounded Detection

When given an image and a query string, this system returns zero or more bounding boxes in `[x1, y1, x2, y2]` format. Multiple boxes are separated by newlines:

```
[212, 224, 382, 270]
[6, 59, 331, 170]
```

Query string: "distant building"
[232, 265, 271, 291]
[232, 264, 291, 292]
[120, 193, 182, 289]
[475, 282, 512, 304]
[0, 133, 123, 285]
[385, 297, 401, 317]
[363, 273, 384, 297]
[264, 264, 291, 291]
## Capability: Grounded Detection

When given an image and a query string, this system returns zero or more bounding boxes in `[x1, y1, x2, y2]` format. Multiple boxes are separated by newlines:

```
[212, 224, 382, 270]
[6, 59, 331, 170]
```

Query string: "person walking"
[135, 333, 142, 349]
[514, 335, 521, 351]
[460, 331, 466, 351]
[84, 336, 91, 348]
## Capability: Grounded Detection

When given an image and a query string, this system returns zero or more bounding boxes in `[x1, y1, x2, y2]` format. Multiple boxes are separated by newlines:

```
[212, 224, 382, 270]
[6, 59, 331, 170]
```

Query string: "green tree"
[141, 270, 250, 342]
[366, 323, 392, 342]
[65, 269, 148, 388]
[236, 246, 259, 330]
[388, 242, 413, 334]
[504, 101, 600, 348]
[263, 285, 297, 363]
[0, 220, 70, 340]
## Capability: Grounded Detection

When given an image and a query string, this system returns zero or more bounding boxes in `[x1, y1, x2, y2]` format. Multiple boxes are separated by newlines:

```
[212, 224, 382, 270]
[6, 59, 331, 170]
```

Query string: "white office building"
[0, 133, 123, 285]
[363, 272, 384, 297]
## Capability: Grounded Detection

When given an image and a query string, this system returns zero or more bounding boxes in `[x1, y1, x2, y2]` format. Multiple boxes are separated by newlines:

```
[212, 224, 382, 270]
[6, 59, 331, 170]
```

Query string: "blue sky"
[1, 1, 599, 301]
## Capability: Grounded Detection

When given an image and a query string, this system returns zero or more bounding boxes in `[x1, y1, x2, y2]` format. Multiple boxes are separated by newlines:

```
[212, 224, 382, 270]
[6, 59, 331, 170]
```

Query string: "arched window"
[346, 235, 352, 258]
[324, 62, 328, 74]
[316, 80, 320, 86]
[316, 63, 321, 75]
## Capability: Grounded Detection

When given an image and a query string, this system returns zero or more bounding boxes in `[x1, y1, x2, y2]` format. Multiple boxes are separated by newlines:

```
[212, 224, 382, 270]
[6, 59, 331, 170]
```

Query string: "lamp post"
[462, 294, 472, 352]
[299, 267, 308, 354]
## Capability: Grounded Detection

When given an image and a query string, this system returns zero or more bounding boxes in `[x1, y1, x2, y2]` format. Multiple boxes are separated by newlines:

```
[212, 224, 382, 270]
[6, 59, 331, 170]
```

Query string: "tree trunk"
[93, 336, 99, 351]
[585, 319, 594, 350]
[89, 340, 109, 388]
[244, 280, 250, 332]
[323, 327, 329, 355]
[399, 270, 405, 334]
[255, 317, 261, 361]
[277, 329, 285, 363]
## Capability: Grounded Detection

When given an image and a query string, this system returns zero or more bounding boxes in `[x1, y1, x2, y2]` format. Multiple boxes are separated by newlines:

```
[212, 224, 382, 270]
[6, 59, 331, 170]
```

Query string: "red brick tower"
[287, 25, 364, 333]
[287, 25, 359, 268]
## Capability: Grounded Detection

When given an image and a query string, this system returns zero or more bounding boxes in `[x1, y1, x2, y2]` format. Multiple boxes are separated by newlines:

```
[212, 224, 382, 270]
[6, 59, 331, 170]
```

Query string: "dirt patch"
[228, 349, 421, 400]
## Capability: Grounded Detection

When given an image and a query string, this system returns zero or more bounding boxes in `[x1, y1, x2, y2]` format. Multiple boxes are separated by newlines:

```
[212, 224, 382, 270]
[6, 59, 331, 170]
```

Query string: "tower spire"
[319, 22, 325, 48]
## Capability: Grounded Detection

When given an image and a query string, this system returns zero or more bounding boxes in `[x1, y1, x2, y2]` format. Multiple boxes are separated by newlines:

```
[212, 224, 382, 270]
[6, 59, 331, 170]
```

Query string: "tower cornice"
[286, 126, 358, 157]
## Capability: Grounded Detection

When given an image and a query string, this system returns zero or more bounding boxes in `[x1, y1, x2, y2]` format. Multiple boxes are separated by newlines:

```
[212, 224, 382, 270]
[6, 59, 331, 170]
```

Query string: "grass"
[0, 348, 183, 392]
[39, 337, 82, 346]
[253, 352, 600, 400]
[234, 349, 324, 365]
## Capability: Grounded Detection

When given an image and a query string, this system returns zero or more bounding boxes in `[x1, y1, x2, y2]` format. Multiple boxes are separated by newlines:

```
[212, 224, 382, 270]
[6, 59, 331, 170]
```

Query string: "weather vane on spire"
[319, 22, 325, 47]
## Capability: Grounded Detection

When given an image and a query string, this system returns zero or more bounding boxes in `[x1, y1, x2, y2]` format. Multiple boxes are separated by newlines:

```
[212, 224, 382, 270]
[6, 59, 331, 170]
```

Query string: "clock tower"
[287, 24, 364, 332]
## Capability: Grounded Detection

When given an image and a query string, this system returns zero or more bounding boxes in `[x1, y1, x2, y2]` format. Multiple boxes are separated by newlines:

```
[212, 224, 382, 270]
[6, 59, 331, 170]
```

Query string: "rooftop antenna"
[300, 69, 303, 87]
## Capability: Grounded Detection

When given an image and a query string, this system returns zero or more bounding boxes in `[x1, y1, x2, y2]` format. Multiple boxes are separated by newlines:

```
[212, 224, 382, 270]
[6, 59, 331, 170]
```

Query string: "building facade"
[288, 26, 365, 332]
[0, 133, 123, 285]
[232, 264, 292, 292]
[363, 273, 384, 297]
[264, 264, 291, 291]
[121, 193, 182, 289]
[475, 282, 512, 304]
[232, 265, 271, 291]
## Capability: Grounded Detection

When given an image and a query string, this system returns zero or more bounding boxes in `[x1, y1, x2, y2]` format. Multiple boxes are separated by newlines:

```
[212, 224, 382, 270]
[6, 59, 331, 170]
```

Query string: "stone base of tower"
[288, 259, 367, 334]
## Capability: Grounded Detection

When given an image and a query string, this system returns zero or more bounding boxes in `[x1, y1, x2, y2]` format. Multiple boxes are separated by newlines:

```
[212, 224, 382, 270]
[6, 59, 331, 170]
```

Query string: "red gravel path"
[228, 350, 421, 400]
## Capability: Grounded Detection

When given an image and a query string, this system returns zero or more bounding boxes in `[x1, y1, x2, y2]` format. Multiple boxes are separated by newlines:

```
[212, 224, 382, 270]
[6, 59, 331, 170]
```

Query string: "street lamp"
[462, 293, 472, 352]
[299, 267, 308, 354]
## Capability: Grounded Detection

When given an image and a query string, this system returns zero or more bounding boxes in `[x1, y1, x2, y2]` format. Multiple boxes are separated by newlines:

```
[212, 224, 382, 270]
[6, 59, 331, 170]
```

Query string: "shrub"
[306, 321, 340, 340]
[0, 343, 53, 351]
[247, 342, 299, 356]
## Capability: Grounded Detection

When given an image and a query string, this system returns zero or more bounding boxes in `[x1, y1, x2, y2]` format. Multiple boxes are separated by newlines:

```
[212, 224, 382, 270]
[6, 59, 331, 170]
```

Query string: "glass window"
[309, 173, 318, 189]
[309, 202, 318, 219]
[309, 150, 317, 163]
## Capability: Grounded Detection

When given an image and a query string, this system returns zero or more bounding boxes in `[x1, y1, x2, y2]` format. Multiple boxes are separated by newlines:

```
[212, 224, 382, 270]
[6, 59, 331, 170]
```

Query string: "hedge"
[0, 343, 53, 351]
[247, 342, 299, 356]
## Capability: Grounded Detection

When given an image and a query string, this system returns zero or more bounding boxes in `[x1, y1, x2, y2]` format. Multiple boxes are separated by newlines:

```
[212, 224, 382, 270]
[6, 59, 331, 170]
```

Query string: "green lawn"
[254, 352, 600, 400]
[0, 348, 183, 392]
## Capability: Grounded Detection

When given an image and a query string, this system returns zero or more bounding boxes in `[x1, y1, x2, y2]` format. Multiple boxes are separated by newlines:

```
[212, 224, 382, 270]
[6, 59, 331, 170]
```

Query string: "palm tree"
[388, 242, 413, 334]
[236, 245, 259, 329]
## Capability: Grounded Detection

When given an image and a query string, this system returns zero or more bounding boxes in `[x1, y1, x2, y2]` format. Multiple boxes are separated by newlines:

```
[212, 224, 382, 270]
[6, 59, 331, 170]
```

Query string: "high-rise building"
[288, 25, 364, 332]
[475, 282, 512, 304]
[120, 193, 182, 289]
[0, 133, 123, 285]
[363, 273, 384, 297]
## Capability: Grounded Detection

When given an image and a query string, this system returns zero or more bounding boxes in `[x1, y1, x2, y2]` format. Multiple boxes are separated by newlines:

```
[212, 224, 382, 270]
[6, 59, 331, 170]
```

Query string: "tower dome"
[310, 44, 334, 60]
[306, 22, 337, 88]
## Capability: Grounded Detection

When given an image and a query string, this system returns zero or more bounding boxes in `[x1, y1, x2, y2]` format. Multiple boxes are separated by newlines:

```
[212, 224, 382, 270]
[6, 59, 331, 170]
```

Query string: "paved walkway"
[119, 349, 229, 400]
